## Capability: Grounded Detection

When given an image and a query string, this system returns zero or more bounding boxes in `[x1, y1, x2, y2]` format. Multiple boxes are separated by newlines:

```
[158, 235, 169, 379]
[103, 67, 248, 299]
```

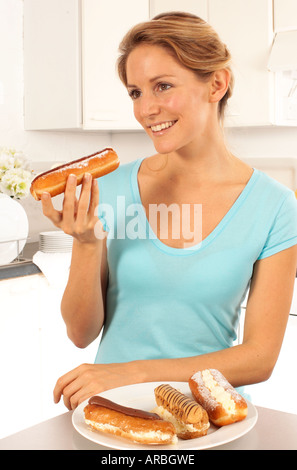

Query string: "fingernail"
[41, 192, 50, 200]
[68, 174, 76, 184]
[84, 172, 92, 182]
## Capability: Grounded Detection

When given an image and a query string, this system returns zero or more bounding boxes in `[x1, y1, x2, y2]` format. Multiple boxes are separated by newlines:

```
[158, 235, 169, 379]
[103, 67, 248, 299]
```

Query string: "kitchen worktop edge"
[0, 242, 41, 280]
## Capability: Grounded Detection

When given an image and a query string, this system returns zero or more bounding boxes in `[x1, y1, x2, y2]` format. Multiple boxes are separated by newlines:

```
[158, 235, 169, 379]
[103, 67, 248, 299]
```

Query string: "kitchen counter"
[0, 405, 296, 450]
[0, 242, 40, 280]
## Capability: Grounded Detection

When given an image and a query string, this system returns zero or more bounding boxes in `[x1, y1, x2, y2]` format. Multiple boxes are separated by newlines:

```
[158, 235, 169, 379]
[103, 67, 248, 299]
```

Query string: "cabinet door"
[274, 0, 297, 32]
[82, 0, 149, 130]
[150, 0, 208, 20]
[209, 0, 274, 126]
[24, 0, 81, 130]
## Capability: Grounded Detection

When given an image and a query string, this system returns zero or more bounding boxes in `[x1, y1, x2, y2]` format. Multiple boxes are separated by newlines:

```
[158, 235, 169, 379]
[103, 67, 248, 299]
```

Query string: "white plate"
[72, 381, 258, 450]
[39, 230, 73, 253]
[40, 230, 71, 237]
[0, 195, 29, 265]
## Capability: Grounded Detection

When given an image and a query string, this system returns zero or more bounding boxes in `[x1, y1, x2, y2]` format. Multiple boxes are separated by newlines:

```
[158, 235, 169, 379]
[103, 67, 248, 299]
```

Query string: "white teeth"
[151, 121, 175, 132]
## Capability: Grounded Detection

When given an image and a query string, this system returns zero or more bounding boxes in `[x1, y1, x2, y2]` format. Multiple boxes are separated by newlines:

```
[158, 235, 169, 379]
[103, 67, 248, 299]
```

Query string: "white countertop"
[0, 405, 296, 450]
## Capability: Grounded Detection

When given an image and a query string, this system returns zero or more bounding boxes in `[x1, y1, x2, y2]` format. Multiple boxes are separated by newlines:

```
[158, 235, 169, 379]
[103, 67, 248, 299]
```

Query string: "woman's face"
[125, 44, 216, 155]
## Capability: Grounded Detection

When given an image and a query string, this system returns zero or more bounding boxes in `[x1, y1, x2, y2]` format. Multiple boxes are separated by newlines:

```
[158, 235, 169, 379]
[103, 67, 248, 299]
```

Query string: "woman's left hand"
[53, 362, 143, 410]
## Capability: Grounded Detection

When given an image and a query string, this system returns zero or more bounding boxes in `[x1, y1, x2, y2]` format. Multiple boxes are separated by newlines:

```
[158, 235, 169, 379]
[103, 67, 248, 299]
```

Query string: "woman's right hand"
[41, 173, 104, 245]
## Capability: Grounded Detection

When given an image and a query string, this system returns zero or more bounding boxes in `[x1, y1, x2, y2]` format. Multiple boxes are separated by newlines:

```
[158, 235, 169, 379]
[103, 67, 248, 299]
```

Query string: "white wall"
[1, 0, 297, 240]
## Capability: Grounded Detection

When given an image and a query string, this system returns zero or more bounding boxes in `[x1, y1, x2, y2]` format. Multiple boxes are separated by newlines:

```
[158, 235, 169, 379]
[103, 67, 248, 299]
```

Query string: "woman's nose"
[138, 93, 160, 118]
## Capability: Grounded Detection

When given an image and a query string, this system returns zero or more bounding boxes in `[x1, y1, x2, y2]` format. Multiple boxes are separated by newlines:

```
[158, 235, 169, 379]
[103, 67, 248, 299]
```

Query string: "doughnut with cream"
[30, 148, 119, 200]
[153, 384, 209, 439]
[189, 369, 248, 426]
[84, 395, 177, 445]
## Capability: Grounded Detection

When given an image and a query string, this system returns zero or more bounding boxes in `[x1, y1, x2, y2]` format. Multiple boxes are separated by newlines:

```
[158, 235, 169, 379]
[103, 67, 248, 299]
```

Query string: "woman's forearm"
[53, 340, 274, 410]
[61, 238, 107, 348]
[134, 341, 274, 388]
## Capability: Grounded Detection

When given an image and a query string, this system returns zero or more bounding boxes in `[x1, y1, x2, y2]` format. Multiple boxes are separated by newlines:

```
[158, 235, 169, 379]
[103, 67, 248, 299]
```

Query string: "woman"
[41, 12, 297, 411]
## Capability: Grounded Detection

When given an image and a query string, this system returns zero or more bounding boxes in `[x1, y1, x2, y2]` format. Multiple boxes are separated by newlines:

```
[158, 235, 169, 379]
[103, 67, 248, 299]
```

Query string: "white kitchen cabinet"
[24, 0, 82, 130]
[209, 0, 274, 127]
[274, 0, 297, 32]
[268, 0, 297, 125]
[150, 0, 208, 19]
[24, 0, 293, 130]
[0, 274, 98, 439]
[24, 0, 148, 131]
[82, 0, 148, 130]
[152, 0, 275, 127]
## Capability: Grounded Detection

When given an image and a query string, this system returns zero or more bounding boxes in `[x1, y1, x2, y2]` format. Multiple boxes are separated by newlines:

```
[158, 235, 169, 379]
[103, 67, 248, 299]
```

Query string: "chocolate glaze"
[30, 148, 117, 184]
[88, 396, 161, 420]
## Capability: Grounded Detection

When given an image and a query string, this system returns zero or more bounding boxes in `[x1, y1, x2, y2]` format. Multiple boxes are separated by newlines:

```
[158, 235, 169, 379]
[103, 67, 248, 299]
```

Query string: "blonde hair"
[117, 11, 234, 122]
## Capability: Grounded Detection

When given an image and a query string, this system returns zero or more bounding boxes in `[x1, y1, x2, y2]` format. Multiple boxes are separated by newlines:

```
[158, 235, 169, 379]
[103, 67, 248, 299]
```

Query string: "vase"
[0, 193, 29, 265]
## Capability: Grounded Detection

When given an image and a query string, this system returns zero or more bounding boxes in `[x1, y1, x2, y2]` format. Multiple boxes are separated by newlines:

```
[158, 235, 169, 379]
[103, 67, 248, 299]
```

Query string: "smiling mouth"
[150, 120, 177, 133]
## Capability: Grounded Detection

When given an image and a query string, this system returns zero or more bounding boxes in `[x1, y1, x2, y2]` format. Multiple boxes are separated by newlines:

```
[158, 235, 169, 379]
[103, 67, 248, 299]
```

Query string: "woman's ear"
[209, 69, 230, 103]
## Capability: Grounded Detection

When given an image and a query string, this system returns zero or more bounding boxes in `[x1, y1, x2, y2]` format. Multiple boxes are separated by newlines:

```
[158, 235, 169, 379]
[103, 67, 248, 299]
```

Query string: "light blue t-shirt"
[94, 158, 297, 366]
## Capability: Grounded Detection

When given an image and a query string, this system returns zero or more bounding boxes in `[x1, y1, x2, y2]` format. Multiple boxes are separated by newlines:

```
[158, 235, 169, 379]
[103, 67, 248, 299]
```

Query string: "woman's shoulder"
[97, 157, 144, 206]
[99, 157, 142, 184]
[250, 168, 297, 222]
[253, 168, 294, 199]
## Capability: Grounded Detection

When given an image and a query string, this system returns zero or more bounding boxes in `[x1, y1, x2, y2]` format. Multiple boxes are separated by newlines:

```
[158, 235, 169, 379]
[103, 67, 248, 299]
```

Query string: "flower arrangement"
[0, 147, 33, 199]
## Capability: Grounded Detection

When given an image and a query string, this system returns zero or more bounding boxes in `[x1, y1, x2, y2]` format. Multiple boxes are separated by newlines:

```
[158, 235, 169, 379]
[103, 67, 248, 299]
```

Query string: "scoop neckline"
[130, 157, 259, 256]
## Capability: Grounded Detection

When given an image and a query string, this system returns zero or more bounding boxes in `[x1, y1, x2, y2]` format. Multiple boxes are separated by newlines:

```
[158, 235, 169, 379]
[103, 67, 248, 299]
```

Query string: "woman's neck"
[165, 130, 236, 185]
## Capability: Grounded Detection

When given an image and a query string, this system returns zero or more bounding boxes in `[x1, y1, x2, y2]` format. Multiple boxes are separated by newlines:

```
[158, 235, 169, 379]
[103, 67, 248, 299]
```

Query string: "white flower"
[14, 153, 31, 170]
[0, 147, 33, 198]
[0, 152, 14, 173]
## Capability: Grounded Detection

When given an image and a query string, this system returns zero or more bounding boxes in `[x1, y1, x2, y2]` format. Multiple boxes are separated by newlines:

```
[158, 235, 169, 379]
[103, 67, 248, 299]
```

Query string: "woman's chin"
[151, 140, 178, 155]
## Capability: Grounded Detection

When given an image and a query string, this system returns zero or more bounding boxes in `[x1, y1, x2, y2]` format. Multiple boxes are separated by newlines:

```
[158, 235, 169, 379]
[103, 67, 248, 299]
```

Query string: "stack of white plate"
[39, 231, 73, 253]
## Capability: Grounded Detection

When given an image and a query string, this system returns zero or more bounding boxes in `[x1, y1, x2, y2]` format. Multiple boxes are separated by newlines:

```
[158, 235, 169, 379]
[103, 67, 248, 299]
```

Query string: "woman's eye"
[157, 83, 171, 92]
[128, 89, 141, 100]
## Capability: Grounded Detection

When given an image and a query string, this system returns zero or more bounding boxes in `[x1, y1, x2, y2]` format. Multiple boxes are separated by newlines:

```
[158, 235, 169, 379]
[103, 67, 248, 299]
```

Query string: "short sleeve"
[258, 190, 297, 260]
[97, 178, 110, 233]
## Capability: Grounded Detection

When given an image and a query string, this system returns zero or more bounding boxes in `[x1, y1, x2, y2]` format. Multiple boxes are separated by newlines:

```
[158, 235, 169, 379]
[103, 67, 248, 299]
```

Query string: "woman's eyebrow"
[127, 74, 176, 88]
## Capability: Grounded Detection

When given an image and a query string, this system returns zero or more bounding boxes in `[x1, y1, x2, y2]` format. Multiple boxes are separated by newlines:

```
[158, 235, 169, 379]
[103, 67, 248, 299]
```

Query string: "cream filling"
[152, 406, 209, 435]
[202, 370, 236, 414]
[85, 419, 177, 443]
[151, 121, 175, 132]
